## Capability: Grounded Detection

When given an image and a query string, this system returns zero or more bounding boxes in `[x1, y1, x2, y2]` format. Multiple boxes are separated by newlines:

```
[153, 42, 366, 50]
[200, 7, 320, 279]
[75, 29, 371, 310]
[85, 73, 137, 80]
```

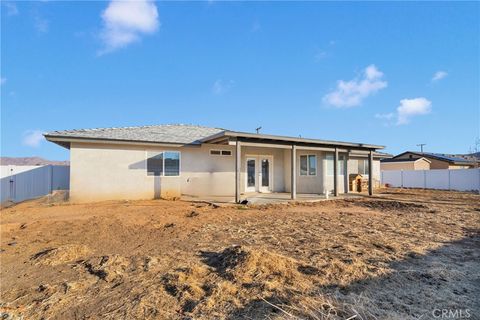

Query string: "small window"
[308, 155, 317, 175]
[339, 156, 344, 175]
[326, 154, 334, 176]
[300, 156, 308, 176]
[210, 149, 232, 156]
[147, 153, 163, 176]
[358, 159, 369, 175]
[147, 151, 180, 176]
[300, 155, 317, 176]
[164, 151, 180, 176]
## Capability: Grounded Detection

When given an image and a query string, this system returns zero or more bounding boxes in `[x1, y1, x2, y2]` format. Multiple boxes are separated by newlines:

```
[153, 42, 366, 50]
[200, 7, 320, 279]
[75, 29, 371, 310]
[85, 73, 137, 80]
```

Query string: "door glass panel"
[261, 159, 269, 187]
[247, 159, 256, 187]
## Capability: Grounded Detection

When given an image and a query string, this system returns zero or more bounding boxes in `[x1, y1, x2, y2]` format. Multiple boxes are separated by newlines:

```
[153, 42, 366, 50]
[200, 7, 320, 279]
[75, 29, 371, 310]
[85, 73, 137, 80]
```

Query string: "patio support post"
[291, 145, 296, 200]
[368, 150, 374, 195]
[235, 140, 241, 203]
[334, 147, 339, 197]
[344, 152, 349, 193]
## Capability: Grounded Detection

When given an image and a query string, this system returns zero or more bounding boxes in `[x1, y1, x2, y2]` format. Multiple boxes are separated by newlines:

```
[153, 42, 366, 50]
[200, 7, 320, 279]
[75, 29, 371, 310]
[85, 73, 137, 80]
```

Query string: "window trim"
[210, 149, 232, 156]
[146, 150, 181, 177]
[299, 154, 317, 176]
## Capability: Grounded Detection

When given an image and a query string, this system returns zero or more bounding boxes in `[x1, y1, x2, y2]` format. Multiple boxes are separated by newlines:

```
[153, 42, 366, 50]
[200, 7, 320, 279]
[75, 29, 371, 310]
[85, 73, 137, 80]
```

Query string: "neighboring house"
[387, 151, 479, 170]
[44, 124, 388, 203]
[380, 157, 431, 171]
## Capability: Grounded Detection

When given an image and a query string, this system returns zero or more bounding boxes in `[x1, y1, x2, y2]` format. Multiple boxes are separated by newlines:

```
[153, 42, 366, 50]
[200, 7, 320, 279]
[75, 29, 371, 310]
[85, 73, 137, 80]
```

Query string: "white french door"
[245, 155, 273, 193]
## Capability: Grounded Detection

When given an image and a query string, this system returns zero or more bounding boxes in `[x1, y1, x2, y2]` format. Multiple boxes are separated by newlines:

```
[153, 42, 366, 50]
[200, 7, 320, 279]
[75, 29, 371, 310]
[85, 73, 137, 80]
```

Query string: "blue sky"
[1, 1, 479, 160]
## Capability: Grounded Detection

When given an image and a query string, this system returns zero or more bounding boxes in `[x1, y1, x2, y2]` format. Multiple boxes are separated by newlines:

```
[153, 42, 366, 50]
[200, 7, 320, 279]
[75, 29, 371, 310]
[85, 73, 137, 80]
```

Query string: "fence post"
[423, 170, 427, 189]
[49, 165, 53, 194]
[401, 170, 404, 188]
[478, 168, 480, 195]
[448, 170, 451, 191]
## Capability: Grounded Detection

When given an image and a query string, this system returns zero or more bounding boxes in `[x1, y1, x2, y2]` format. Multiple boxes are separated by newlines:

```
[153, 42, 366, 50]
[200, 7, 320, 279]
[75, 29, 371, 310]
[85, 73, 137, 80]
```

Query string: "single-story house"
[387, 151, 479, 170]
[380, 157, 431, 171]
[44, 124, 388, 203]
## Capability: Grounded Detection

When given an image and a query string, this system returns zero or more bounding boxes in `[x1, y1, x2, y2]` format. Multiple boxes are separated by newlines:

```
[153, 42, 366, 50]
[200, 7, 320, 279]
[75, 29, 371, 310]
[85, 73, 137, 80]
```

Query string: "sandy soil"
[1, 189, 479, 320]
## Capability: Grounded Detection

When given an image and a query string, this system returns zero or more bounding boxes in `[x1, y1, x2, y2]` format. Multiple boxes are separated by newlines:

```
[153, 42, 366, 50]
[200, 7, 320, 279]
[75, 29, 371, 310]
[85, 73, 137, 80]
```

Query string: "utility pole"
[255, 126, 262, 134]
[417, 144, 426, 153]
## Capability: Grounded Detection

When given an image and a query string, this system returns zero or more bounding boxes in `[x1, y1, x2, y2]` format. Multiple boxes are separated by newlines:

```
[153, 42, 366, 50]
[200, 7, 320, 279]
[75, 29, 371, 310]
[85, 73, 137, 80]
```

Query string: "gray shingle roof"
[45, 123, 385, 150]
[399, 151, 479, 165]
[44, 124, 225, 145]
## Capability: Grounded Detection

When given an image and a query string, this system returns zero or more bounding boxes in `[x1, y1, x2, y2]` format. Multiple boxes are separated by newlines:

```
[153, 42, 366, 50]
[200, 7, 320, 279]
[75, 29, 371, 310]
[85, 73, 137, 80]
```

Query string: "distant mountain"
[0, 157, 69, 166]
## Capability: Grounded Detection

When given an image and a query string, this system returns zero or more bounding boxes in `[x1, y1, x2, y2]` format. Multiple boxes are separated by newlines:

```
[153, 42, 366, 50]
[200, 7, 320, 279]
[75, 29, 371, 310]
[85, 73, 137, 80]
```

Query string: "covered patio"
[182, 191, 364, 205]
[200, 130, 386, 203]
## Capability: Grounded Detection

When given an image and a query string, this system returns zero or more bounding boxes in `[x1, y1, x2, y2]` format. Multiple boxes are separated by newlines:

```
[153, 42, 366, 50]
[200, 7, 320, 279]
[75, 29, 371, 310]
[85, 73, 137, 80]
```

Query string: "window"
[326, 154, 333, 176]
[147, 151, 180, 176]
[210, 149, 232, 156]
[300, 155, 317, 176]
[308, 155, 317, 175]
[358, 159, 369, 175]
[327, 154, 345, 176]
[164, 152, 180, 176]
[147, 153, 163, 176]
[339, 156, 345, 175]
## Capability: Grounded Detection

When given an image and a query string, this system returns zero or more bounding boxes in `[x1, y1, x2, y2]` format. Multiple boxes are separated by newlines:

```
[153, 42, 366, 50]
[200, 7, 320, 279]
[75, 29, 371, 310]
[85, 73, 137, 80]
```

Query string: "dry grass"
[0, 188, 479, 319]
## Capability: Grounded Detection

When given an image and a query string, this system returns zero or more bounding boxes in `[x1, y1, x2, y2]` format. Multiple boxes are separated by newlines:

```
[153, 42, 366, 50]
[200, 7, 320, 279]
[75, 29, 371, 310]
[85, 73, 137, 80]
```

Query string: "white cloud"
[34, 15, 49, 33]
[314, 50, 327, 61]
[375, 112, 394, 120]
[432, 71, 448, 82]
[0, 77, 6, 85]
[22, 130, 45, 148]
[375, 98, 432, 126]
[99, 0, 159, 54]
[323, 64, 387, 108]
[212, 79, 234, 95]
[396, 98, 432, 125]
[3, 1, 18, 16]
[314, 40, 335, 62]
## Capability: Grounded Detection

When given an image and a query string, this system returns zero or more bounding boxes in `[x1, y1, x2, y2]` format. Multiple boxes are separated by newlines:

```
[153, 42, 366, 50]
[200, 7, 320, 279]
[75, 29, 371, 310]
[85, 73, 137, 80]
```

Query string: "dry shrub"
[161, 246, 322, 317]
[31, 244, 91, 266]
[206, 246, 310, 288]
[355, 200, 427, 211]
[82, 254, 131, 282]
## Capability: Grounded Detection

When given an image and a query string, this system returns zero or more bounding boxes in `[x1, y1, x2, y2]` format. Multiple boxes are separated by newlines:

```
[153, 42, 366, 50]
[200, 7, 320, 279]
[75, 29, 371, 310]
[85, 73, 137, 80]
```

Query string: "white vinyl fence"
[1, 165, 70, 204]
[381, 168, 480, 192]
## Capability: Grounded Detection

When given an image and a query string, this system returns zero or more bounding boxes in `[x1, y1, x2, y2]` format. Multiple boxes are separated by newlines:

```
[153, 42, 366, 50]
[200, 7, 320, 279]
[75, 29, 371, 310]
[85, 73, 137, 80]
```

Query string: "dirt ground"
[1, 188, 479, 320]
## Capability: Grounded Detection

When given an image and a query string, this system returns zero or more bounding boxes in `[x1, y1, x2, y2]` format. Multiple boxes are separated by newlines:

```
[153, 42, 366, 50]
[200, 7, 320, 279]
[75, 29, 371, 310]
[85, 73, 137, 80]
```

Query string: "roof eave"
[44, 135, 190, 148]
[201, 131, 385, 150]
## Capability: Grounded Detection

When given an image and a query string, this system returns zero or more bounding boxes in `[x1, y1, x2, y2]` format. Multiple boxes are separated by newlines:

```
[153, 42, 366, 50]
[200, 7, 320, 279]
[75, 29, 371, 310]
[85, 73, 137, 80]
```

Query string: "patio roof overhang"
[201, 130, 386, 153]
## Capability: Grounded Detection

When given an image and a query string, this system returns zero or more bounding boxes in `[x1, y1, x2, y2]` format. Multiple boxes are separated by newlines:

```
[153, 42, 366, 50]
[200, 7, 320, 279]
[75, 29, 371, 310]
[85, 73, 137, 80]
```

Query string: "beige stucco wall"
[415, 159, 431, 170]
[345, 156, 381, 191]
[283, 149, 326, 194]
[70, 142, 236, 202]
[241, 146, 285, 193]
[381, 158, 431, 171]
[69, 142, 383, 202]
[448, 165, 472, 170]
[381, 162, 415, 171]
